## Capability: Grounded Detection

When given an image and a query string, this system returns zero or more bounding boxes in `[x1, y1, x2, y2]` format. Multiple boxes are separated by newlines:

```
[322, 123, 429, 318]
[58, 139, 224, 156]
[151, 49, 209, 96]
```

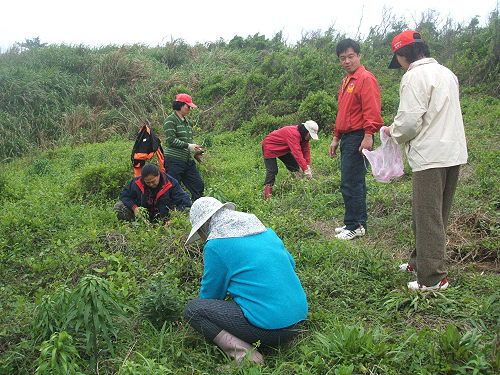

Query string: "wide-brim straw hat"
[185, 197, 236, 244]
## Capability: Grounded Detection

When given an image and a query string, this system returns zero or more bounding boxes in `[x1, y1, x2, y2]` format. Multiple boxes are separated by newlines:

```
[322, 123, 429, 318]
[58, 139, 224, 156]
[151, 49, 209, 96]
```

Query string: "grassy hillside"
[0, 10, 499, 375]
[1, 11, 498, 160]
[0, 92, 498, 374]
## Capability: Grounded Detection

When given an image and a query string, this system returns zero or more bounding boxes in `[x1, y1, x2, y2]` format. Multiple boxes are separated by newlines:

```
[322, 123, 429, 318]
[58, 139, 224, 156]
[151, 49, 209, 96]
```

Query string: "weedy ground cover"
[0, 11, 498, 373]
[0, 94, 498, 373]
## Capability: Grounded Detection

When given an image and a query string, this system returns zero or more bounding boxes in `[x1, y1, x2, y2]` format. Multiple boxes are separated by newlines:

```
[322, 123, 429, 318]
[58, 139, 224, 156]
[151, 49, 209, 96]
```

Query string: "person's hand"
[133, 206, 140, 215]
[381, 126, 392, 137]
[304, 166, 312, 179]
[188, 143, 203, 153]
[358, 134, 373, 152]
[194, 153, 203, 163]
[329, 137, 339, 157]
[164, 220, 172, 228]
[135, 207, 149, 223]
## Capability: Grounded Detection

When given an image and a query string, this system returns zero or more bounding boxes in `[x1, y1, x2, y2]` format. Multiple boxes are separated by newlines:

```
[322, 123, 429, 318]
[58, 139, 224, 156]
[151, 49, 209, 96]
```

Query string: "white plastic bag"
[362, 127, 404, 183]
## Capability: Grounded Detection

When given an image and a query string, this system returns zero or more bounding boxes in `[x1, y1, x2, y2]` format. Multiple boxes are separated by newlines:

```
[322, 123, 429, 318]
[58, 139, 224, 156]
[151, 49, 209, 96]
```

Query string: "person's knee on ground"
[114, 201, 135, 221]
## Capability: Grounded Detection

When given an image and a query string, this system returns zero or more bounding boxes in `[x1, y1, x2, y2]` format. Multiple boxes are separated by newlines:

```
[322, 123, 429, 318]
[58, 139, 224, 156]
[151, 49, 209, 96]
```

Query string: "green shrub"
[241, 112, 298, 135]
[28, 158, 53, 177]
[67, 162, 131, 202]
[139, 274, 182, 329]
[298, 90, 337, 133]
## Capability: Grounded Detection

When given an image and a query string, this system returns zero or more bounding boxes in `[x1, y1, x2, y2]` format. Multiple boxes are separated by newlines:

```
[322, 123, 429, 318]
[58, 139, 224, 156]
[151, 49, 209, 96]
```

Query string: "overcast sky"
[1, 0, 498, 50]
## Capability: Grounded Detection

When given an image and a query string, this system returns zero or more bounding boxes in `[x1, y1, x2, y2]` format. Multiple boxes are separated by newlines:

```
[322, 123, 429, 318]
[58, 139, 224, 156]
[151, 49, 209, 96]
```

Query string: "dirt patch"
[311, 220, 342, 240]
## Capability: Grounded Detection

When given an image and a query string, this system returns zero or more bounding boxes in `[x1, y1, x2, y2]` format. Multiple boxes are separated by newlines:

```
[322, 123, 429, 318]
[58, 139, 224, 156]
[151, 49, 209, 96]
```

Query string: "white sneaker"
[335, 225, 346, 234]
[335, 226, 365, 240]
[408, 278, 449, 291]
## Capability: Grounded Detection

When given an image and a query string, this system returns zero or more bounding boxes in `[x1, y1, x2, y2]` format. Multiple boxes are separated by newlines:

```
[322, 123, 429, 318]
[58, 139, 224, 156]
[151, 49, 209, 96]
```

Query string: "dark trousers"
[410, 165, 460, 286]
[165, 157, 204, 201]
[264, 153, 300, 186]
[184, 298, 303, 346]
[340, 130, 367, 231]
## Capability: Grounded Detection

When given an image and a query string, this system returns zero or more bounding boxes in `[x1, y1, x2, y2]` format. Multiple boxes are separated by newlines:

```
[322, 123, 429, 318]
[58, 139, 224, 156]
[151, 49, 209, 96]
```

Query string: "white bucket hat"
[185, 197, 236, 244]
[302, 120, 319, 140]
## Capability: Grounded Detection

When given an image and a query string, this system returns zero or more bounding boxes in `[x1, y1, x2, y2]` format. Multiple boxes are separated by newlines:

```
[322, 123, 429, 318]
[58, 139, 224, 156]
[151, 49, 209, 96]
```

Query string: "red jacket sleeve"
[286, 132, 308, 171]
[301, 141, 311, 166]
[360, 75, 384, 135]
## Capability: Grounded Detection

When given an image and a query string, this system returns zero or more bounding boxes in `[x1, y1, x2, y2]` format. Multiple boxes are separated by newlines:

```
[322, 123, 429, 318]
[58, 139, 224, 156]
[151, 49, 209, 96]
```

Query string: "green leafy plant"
[438, 325, 492, 374]
[298, 90, 337, 132]
[118, 352, 173, 374]
[35, 331, 83, 375]
[139, 273, 182, 329]
[66, 274, 128, 369]
[33, 287, 72, 343]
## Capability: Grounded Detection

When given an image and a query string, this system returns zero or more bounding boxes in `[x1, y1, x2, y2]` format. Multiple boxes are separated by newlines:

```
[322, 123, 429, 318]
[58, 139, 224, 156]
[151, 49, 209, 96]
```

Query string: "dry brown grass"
[447, 210, 499, 271]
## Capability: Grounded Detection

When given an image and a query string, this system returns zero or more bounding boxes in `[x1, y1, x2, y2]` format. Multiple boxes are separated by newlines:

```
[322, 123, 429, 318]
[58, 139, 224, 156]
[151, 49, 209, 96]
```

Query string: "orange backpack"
[131, 123, 165, 176]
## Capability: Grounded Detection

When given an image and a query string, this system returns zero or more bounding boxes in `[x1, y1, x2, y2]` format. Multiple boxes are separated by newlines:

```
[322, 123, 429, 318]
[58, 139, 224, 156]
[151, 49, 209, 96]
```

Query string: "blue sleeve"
[119, 180, 138, 210]
[200, 244, 229, 300]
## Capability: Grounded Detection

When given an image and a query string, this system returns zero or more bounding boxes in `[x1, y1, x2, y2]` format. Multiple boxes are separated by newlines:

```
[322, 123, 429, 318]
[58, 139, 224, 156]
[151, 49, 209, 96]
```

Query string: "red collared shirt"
[333, 65, 383, 138]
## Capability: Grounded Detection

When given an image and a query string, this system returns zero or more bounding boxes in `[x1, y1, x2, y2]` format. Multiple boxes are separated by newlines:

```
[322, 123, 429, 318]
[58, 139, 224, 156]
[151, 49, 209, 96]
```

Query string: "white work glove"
[187, 143, 201, 152]
[304, 166, 312, 179]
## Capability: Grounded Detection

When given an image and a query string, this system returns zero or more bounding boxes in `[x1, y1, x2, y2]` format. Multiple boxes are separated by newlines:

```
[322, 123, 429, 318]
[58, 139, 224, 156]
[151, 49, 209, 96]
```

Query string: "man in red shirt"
[329, 39, 384, 240]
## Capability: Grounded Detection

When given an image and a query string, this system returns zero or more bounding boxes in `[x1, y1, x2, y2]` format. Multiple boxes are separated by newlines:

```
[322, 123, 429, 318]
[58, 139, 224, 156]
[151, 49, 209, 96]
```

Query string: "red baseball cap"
[389, 30, 424, 69]
[175, 93, 197, 108]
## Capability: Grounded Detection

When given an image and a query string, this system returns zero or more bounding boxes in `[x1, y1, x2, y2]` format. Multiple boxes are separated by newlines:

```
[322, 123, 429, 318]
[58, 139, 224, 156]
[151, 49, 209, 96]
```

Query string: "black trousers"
[165, 157, 204, 201]
[264, 153, 300, 186]
[184, 298, 303, 346]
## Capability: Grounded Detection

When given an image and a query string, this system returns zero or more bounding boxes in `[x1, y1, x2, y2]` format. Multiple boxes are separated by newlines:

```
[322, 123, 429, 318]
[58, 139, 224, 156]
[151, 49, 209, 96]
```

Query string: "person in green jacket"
[163, 93, 204, 201]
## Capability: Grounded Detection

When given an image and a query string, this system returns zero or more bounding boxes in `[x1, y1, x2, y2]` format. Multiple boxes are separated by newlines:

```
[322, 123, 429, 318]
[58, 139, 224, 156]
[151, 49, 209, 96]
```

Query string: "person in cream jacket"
[385, 30, 468, 291]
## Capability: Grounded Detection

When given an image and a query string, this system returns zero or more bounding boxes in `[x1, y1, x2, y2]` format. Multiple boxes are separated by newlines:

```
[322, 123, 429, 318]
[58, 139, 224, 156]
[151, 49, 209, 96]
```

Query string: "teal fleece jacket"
[200, 228, 308, 329]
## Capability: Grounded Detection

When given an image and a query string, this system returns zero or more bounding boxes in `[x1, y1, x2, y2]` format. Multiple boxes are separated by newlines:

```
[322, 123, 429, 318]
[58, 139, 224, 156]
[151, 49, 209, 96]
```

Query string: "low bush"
[139, 273, 183, 329]
[67, 162, 130, 203]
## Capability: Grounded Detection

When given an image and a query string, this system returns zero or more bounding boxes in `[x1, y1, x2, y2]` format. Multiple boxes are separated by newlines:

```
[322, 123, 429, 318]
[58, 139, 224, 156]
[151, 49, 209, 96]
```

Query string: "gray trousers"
[184, 298, 303, 347]
[409, 165, 460, 286]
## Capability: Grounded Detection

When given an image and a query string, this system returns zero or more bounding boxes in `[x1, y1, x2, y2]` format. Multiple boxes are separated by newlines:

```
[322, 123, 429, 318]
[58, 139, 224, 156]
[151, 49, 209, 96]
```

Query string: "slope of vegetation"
[0, 9, 498, 375]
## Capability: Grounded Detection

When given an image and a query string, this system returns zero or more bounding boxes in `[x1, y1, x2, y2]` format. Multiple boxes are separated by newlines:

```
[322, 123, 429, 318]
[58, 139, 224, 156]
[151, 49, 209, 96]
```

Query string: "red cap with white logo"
[389, 30, 424, 69]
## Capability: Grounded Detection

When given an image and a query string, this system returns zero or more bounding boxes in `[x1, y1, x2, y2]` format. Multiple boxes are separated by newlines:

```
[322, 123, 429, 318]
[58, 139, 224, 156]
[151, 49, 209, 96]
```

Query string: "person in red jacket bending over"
[261, 120, 319, 199]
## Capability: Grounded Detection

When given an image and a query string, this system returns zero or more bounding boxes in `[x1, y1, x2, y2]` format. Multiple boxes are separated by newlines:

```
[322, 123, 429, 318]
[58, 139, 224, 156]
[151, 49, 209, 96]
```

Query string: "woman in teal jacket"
[184, 197, 308, 364]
